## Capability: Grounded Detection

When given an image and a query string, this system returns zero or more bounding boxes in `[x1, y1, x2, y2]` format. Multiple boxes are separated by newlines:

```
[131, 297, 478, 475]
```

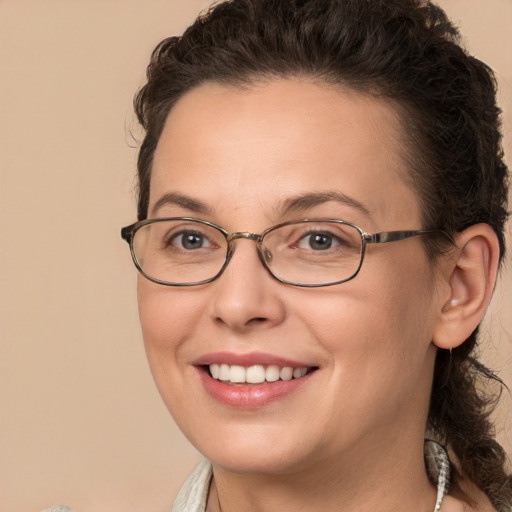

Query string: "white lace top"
[41, 441, 450, 512]
[171, 440, 450, 512]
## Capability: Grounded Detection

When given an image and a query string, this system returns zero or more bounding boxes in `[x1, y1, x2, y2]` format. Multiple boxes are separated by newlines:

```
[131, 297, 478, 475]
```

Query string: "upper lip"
[193, 351, 316, 368]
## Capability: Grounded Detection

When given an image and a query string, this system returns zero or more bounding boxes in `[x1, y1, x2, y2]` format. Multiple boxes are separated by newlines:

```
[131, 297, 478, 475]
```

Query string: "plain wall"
[0, 1, 510, 511]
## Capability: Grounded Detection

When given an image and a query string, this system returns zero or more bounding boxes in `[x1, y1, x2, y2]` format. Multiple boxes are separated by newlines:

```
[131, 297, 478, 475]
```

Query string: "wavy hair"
[133, 0, 511, 508]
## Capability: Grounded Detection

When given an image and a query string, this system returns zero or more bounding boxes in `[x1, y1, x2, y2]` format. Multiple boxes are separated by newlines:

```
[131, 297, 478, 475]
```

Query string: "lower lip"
[198, 369, 313, 409]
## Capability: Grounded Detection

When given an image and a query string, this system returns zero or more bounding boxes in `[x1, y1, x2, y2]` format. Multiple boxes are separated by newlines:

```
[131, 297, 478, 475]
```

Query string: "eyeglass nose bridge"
[226, 231, 261, 243]
[224, 232, 273, 270]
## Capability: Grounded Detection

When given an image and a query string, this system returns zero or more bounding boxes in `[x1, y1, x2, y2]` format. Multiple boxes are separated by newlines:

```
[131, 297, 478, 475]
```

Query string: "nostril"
[248, 317, 268, 325]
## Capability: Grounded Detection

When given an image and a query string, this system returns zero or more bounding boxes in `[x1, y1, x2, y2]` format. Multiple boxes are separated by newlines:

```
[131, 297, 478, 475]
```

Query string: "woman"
[121, 0, 511, 510]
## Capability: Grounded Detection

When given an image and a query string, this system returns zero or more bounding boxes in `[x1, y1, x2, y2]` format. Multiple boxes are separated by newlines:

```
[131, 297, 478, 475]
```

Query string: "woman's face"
[138, 79, 442, 475]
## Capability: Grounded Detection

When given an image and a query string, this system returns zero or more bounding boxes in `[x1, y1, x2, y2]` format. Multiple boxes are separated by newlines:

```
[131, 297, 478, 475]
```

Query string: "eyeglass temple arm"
[121, 224, 136, 243]
[363, 229, 440, 244]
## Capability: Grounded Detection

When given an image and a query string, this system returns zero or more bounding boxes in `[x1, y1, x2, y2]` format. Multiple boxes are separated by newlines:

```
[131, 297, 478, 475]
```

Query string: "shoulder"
[172, 459, 213, 512]
[39, 508, 73, 512]
[447, 466, 497, 512]
[425, 440, 498, 512]
[441, 495, 496, 512]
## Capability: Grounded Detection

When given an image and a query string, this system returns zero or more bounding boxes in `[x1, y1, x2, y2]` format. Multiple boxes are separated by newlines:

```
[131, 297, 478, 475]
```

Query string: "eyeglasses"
[121, 217, 441, 287]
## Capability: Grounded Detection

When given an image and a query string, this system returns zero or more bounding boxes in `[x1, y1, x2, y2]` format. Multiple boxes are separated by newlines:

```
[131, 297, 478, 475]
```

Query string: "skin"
[137, 79, 495, 511]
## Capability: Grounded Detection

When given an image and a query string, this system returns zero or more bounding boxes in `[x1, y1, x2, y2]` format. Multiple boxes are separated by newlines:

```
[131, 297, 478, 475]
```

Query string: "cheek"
[136, 279, 215, 434]
[299, 253, 437, 386]
[137, 279, 205, 375]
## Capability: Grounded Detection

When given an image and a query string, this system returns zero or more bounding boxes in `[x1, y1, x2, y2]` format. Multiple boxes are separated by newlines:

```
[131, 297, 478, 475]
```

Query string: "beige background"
[0, 1, 510, 511]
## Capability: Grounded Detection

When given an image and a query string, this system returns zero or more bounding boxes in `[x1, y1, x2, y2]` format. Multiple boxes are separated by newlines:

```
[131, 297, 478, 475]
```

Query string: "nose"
[211, 238, 286, 333]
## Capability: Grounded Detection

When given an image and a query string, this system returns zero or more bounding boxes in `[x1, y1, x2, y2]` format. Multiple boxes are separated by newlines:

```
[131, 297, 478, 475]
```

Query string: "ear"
[432, 224, 500, 350]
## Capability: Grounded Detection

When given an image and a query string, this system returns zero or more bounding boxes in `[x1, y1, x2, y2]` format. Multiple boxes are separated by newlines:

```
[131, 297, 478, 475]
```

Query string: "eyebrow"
[277, 191, 372, 218]
[150, 190, 372, 219]
[150, 192, 213, 216]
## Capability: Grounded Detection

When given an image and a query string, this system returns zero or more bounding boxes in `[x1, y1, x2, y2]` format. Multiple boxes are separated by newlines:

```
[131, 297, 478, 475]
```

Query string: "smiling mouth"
[206, 364, 316, 385]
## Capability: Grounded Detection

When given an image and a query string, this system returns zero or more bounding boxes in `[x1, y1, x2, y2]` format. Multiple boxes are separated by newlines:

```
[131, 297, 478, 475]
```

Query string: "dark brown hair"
[133, 0, 511, 508]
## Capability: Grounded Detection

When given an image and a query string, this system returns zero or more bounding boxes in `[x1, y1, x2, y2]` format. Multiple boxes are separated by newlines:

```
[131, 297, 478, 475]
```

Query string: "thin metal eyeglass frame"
[121, 217, 444, 287]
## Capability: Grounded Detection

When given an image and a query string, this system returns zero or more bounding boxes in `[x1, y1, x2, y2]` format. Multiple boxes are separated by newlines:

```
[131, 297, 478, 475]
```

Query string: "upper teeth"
[209, 364, 309, 384]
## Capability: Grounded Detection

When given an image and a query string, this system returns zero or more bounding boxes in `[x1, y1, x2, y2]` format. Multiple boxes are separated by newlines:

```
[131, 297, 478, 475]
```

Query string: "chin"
[206, 445, 311, 476]
[180, 416, 316, 475]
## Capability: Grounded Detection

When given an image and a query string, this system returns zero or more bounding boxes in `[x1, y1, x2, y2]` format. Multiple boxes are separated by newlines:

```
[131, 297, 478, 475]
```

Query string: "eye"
[169, 230, 210, 250]
[297, 231, 340, 251]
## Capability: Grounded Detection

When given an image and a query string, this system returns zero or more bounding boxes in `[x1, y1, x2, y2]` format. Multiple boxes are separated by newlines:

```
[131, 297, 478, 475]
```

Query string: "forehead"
[150, 79, 421, 228]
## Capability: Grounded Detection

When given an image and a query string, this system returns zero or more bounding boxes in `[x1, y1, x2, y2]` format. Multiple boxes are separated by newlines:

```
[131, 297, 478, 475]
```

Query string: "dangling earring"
[424, 439, 451, 512]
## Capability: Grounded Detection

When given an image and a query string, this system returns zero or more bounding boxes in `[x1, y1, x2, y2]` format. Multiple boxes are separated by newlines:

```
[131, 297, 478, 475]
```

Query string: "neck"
[207, 434, 438, 512]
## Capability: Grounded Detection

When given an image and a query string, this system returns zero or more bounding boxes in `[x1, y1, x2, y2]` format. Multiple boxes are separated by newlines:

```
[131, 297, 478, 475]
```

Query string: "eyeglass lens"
[131, 219, 364, 286]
